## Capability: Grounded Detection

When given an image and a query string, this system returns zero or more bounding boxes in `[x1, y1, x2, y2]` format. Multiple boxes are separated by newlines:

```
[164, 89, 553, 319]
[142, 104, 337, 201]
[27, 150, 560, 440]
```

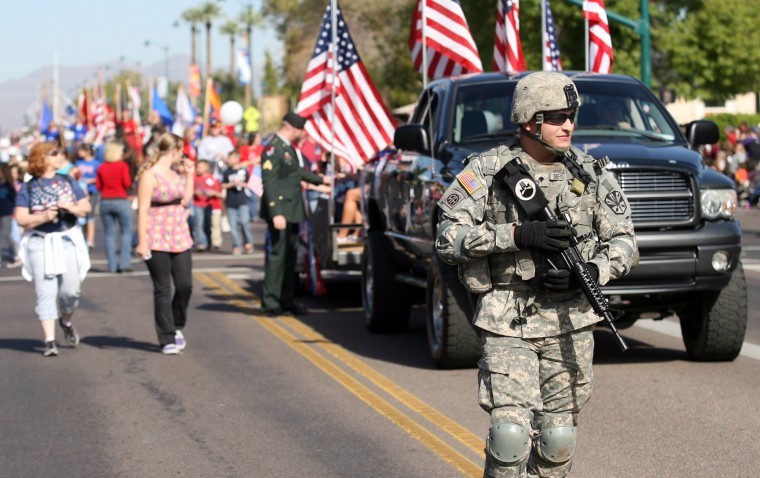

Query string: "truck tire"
[426, 256, 481, 369]
[678, 262, 748, 361]
[361, 231, 411, 332]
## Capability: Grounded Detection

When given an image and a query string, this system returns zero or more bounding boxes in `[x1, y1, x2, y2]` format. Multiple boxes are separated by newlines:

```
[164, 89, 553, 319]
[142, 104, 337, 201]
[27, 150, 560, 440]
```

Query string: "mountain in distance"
[0, 54, 194, 134]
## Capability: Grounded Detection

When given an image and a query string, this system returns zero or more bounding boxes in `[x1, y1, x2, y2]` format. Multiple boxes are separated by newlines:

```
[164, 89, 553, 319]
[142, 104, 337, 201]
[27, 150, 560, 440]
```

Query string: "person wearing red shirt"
[239, 132, 263, 221]
[192, 160, 223, 251]
[97, 140, 134, 273]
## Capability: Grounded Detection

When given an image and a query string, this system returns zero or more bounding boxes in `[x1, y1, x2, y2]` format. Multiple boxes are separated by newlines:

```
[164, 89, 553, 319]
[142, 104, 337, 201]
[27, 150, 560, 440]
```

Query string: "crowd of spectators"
[701, 122, 760, 208]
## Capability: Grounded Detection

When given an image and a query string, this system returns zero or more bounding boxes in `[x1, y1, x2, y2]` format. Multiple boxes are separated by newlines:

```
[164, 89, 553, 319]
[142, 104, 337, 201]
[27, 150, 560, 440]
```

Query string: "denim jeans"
[227, 204, 253, 248]
[193, 206, 222, 249]
[100, 198, 133, 272]
[248, 192, 260, 221]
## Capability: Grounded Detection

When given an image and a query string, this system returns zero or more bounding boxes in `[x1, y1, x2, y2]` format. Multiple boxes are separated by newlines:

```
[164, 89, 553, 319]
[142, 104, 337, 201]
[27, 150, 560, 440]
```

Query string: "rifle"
[503, 158, 629, 351]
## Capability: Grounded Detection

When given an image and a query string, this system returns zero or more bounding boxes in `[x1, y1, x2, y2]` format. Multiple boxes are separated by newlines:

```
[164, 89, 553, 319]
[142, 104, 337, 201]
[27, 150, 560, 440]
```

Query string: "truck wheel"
[361, 231, 411, 332]
[426, 256, 481, 369]
[678, 262, 748, 361]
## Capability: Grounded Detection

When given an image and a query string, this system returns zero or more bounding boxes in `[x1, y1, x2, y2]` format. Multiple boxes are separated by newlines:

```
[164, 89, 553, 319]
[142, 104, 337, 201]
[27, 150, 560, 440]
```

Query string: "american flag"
[297, 3, 396, 171]
[246, 164, 263, 197]
[91, 90, 115, 147]
[542, 0, 563, 72]
[409, 0, 483, 79]
[584, 0, 613, 73]
[494, 0, 525, 73]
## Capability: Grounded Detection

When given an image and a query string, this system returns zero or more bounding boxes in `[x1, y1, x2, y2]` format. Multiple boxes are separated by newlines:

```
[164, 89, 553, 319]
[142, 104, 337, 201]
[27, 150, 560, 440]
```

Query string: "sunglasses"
[542, 111, 577, 126]
[48, 150, 60, 157]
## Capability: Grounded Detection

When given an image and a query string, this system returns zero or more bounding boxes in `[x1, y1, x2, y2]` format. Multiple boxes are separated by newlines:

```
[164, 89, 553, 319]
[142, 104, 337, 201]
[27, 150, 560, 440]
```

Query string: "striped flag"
[493, 0, 525, 73]
[584, 0, 613, 73]
[296, 3, 396, 171]
[246, 164, 263, 197]
[409, 0, 483, 79]
[542, 0, 563, 72]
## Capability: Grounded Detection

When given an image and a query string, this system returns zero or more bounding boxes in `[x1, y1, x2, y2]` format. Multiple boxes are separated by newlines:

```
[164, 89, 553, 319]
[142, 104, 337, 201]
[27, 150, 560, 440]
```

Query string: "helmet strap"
[523, 113, 569, 156]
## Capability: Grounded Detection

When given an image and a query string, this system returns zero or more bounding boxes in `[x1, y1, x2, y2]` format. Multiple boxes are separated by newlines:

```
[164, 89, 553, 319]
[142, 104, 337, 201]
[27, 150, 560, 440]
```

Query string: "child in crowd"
[222, 152, 254, 255]
[75, 144, 102, 248]
[192, 160, 223, 252]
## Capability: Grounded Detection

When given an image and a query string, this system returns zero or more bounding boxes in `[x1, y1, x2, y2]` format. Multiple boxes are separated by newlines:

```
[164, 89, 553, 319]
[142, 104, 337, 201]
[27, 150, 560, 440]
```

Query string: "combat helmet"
[511, 72, 581, 124]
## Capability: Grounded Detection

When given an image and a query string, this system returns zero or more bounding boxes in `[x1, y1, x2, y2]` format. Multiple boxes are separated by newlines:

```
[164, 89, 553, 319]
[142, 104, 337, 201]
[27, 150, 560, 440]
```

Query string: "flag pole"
[202, 78, 212, 138]
[421, 0, 428, 91]
[584, 1, 589, 71]
[329, 0, 338, 229]
[541, 0, 547, 71]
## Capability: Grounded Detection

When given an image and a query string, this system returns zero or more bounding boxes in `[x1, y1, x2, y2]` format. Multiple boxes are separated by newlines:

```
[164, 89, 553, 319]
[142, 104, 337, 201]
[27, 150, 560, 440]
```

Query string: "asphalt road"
[1, 212, 759, 478]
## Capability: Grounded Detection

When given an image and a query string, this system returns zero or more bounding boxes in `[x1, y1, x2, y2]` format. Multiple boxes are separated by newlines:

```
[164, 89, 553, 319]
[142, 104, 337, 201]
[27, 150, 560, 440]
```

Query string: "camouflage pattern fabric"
[479, 327, 594, 478]
[511, 72, 581, 125]
[435, 140, 638, 478]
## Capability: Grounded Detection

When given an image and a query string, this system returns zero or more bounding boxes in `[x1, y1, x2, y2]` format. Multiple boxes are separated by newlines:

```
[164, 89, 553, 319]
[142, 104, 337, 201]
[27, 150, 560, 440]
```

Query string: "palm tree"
[197, 1, 223, 78]
[219, 19, 239, 79]
[180, 7, 204, 67]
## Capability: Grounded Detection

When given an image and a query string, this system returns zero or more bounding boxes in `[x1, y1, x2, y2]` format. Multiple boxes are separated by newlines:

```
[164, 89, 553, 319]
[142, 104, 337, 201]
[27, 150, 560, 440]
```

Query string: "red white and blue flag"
[584, 0, 613, 73]
[494, 0, 525, 73]
[542, 0, 563, 72]
[297, 3, 396, 171]
[409, 0, 483, 79]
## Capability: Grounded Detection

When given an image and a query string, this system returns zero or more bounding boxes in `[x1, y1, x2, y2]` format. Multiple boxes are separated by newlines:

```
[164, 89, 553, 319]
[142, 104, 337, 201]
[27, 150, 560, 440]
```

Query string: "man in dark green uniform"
[260, 112, 331, 315]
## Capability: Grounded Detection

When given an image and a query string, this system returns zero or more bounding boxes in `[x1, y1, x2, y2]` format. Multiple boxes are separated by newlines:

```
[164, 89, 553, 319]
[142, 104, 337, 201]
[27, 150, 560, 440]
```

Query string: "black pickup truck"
[360, 72, 747, 368]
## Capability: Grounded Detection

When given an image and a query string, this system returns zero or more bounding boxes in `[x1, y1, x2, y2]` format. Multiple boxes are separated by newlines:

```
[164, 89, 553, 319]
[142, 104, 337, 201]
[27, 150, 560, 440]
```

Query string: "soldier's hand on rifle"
[514, 219, 575, 252]
[543, 263, 599, 291]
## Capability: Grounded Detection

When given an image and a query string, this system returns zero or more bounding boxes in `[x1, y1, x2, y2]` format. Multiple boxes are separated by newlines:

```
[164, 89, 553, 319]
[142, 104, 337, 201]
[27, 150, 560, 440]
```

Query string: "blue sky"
[0, 0, 282, 83]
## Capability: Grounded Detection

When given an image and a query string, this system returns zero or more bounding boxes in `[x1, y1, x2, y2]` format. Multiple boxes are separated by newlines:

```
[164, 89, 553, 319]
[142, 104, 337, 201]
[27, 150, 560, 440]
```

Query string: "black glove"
[514, 219, 574, 252]
[543, 263, 600, 291]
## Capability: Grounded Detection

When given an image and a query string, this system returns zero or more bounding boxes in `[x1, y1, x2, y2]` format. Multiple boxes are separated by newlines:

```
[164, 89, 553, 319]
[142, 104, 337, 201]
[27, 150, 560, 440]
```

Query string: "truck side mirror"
[685, 120, 719, 148]
[394, 124, 430, 155]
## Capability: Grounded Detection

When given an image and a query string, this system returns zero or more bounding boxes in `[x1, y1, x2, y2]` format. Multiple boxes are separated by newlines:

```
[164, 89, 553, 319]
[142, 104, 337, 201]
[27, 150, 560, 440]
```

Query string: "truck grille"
[615, 171, 695, 227]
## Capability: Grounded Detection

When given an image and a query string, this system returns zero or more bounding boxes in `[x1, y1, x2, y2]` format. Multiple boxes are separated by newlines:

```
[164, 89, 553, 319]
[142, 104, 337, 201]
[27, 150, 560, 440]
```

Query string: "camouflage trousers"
[478, 326, 595, 478]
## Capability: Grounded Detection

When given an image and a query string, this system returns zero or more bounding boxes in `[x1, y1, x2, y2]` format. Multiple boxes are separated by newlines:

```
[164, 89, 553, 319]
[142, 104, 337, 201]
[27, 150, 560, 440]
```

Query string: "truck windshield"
[453, 79, 680, 145]
[574, 82, 679, 142]
[452, 83, 518, 144]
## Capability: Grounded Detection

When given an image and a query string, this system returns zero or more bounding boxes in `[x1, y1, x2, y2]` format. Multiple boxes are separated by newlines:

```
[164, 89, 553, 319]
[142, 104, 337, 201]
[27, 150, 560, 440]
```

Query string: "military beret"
[283, 111, 307, 130]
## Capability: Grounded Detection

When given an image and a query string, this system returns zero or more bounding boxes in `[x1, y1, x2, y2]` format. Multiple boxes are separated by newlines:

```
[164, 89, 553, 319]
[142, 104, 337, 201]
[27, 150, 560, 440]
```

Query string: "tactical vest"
[457, 144, 609, 293]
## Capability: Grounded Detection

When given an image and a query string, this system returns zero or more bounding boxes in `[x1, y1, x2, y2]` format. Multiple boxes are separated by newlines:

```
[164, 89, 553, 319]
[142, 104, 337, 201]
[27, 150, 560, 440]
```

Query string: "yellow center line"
[208, 271, 484, 457]
[196, 272, 483, 477]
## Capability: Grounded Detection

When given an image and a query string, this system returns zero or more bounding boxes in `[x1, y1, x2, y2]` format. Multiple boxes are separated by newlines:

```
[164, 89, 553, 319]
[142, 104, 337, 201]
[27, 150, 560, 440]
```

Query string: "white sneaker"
[175, 330, 186, 351]
[161, 343, 180, 355]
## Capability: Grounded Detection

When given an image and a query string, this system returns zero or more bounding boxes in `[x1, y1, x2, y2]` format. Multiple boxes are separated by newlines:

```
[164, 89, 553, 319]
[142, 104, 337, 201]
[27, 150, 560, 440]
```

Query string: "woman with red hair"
[14, 142, 92, 357]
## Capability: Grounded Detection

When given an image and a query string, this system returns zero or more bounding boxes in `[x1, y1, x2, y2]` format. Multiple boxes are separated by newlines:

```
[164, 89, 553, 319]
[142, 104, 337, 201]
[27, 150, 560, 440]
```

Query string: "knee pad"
[486, 423, 531, 466]
[536, 426, 576, 464]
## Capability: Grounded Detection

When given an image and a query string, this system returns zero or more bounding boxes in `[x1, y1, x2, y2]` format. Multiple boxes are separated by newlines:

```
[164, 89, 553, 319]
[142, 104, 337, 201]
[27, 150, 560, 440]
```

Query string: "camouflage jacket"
[435, 142, 638, 338]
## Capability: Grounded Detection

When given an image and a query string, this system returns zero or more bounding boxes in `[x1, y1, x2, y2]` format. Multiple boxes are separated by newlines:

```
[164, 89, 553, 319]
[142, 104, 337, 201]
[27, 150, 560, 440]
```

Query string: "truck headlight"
[701, 189, 737, 220]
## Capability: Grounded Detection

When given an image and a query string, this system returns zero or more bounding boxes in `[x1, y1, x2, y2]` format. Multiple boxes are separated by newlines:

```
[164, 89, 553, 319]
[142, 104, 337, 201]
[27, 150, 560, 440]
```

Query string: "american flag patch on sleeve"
[457, 170, 483, 195]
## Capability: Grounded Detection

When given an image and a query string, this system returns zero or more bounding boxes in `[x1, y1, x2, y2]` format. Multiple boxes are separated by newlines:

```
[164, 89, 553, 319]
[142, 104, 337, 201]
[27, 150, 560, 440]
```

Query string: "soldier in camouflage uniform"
[435, 72, 638, 477]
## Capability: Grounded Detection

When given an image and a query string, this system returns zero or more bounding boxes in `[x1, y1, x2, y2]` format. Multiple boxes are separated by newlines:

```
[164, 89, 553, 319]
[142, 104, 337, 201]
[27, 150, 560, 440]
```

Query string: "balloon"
[220, 101, 244, 125]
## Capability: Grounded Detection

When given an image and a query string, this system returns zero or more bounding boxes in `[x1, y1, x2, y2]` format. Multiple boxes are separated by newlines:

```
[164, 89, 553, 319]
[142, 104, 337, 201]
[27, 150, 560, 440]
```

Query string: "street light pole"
[144, 40, 170, 79]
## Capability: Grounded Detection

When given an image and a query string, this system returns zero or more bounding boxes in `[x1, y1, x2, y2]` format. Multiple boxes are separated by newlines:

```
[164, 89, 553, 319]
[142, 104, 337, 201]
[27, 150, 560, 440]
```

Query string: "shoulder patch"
[604, 190, 628, 215]
[456, 170, 483, 196]
[443, 190, 462, 208]
[263, 160, 273, 170]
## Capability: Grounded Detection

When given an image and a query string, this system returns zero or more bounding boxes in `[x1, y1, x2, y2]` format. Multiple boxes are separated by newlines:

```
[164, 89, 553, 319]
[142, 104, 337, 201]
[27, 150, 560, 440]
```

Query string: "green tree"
[261, 50, 281, 95]
[263, 0, 760, 109]
[653, 0, 760, 102]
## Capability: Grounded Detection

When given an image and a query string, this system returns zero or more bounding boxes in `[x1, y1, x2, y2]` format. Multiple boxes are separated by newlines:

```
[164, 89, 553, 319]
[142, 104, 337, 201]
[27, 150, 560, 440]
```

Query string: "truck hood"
[574, 142, 702, 174]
